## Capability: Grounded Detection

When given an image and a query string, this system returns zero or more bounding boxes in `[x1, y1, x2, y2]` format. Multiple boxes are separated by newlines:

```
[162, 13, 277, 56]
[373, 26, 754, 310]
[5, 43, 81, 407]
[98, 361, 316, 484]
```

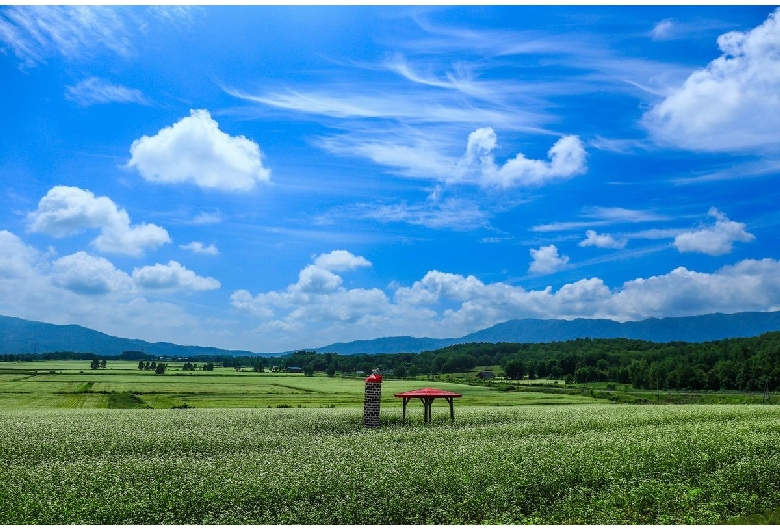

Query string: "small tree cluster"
[137, 360, 166, 374]
[90, 359, 107, 369]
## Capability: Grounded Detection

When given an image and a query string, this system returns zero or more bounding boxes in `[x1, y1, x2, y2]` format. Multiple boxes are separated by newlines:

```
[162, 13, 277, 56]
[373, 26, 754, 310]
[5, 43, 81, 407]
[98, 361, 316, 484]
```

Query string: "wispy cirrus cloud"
[318, 197, 492, 232]
[0, 6, 132, 68]
[532, 206, 669, 232]
[227, 86, 546, 133]
[65, 77, 151, 106]
[0, 5, 197, 69]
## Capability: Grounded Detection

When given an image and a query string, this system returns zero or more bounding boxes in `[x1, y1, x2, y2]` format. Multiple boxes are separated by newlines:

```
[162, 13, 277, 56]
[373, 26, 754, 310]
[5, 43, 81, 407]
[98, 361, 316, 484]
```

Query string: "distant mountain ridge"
[3, 311, 780, 357]
[316, 311, 780, 354]
[0, 315, 268, 357]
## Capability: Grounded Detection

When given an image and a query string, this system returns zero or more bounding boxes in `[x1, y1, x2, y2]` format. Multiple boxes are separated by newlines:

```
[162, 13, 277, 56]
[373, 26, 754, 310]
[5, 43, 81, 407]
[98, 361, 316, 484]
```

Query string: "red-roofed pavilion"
[394, 387, 462, 423]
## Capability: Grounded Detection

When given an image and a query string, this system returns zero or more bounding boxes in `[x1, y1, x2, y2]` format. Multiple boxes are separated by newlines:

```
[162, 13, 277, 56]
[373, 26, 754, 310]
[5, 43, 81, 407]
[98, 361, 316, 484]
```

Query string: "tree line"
[260, 332, 780, 392]
[3, 331, 779, 392]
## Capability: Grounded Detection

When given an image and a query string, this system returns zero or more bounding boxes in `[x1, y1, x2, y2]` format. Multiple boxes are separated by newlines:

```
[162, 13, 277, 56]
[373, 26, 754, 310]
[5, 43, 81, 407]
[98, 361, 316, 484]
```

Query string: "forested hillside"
[278, 332, 780, 392]
[5, 329, 779, 393]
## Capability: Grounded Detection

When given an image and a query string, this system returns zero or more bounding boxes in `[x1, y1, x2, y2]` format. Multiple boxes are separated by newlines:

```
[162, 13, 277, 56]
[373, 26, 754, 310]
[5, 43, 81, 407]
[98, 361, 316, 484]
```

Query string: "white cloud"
[132, 261, 220, 291]
[0, 6, 132, 68]
[228, 87, 541, 132]
[313, 250, 371, 272]
[191, 210, 223, 225]
[643, 9, 780, 152]
[320, 127, 585, 189]
[0, 230, 41, 279]
[579, 230, 627, 249]
[673, 207, 755, 256]
[51, 252, 134, 295]
[651, 19, 676, 41]
[323, 198, 491, 231]
[27, 186, 170, 257]
[461, 128, 586, 187]
[127, 109, 271, 192]
[230, 250, 410, 343]
[532, 207, 669, 232]
[0, 231, 230, 349]
[180, 241, 219, 256]
[65, 77, 150, 106]
[232, 251, 780, 350]
[529, 245, 570, 274]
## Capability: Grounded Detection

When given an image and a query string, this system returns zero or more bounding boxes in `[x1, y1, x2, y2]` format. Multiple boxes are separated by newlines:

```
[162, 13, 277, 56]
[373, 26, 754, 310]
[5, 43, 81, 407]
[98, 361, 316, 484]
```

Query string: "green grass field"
[0, 360, 599, 410]
[1, 360, 779, 524]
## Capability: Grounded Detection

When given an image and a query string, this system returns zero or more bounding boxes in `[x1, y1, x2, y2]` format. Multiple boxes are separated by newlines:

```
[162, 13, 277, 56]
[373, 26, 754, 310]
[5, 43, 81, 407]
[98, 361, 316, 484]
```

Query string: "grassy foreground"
[1, 404, 780, 524]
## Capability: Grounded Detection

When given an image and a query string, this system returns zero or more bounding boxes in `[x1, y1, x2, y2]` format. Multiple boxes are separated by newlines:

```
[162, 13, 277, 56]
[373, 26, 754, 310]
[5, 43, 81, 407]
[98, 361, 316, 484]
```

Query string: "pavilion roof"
[393, 387, 462, 398]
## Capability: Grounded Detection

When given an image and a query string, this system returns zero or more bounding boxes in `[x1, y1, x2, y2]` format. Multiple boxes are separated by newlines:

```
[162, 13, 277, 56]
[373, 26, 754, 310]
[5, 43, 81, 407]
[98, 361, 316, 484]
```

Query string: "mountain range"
[3, 310, 780, 357]
[315, 311, 780, 354]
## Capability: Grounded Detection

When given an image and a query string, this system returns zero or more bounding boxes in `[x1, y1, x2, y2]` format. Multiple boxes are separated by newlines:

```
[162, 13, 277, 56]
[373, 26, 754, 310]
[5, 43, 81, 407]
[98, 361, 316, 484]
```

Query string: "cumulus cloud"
[673, 207, 754, 256]
[318, 127, 585, 189]
[643, 9, 780, 152]
[231, 251, 780, 349]
[127, 109, 271, 192]
[51, 251, 134, 295]
[180, 241, 219, 256]
[313, 250, 371, 272]
[0, 230, 230, 350]
[579, 230, 627, 249]
[132, 261, 220, 291]
[0, 230, 41, 279]
[458, 128, 587, 187]
[65, 77, 150, 106]
[27, 186, 170, 257]
[529, 245, 570, 274]
[230, 250, 392, 333]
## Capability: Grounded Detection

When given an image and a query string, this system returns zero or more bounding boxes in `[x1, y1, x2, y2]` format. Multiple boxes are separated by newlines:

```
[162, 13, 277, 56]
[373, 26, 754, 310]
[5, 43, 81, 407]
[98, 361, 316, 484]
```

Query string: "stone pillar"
[363, 372, 382, 428]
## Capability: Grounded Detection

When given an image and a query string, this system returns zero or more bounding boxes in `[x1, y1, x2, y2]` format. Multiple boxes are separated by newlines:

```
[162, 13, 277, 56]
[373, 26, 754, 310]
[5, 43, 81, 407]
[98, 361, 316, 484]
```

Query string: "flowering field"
[2, 404, 779, 524]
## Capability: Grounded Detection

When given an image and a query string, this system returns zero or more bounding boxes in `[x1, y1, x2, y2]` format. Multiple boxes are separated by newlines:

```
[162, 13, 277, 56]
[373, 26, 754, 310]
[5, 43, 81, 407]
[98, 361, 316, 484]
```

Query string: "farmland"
[1, 361, 780, 524]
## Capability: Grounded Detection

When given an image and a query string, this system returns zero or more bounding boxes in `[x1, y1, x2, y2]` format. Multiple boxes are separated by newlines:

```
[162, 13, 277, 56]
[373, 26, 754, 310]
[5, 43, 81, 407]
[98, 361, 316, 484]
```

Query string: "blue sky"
[1, 5, 780, 353]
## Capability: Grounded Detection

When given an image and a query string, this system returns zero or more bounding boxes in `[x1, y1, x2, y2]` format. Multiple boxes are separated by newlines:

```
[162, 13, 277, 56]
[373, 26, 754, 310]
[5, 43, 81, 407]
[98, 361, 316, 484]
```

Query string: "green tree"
[504, 360, 524, 381]
[155, 363, 166, 375]
[408, 364, 420, 378]
[138, 361, 144, 370]
[326, 363, 336, 377]
[100, 359, 106, 369]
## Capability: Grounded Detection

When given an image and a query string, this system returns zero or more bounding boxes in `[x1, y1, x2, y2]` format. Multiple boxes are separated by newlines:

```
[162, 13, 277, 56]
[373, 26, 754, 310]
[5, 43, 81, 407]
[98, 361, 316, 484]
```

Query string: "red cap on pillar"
[365, 369, 382, 383]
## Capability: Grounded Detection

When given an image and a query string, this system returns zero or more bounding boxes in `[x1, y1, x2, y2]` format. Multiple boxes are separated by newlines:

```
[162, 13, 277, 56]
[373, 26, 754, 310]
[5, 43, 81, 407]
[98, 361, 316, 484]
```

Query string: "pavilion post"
[402, 397, 408, 421]
[448, 397, 454, 421]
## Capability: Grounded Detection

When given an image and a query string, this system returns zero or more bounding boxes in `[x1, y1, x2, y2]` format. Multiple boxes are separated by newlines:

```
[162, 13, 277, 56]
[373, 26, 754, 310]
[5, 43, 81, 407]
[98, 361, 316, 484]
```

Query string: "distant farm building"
[477, 371, 495, 379]
[286, 366, 303, 373]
